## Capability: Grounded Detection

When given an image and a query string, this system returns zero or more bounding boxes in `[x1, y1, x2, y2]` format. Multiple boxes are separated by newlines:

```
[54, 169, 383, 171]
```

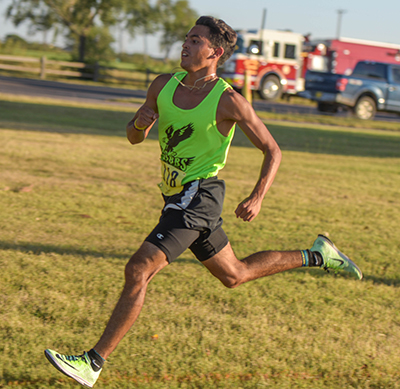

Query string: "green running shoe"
[44, 349, 101, 387]
[310, 235, 363, 280]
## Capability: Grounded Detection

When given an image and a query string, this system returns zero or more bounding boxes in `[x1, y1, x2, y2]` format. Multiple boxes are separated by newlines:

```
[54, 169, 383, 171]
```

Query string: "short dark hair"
[195, 16, 237, 67]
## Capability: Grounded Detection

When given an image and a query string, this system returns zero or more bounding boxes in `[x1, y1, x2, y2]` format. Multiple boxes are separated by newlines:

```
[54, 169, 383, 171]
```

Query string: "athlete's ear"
[211, 47, 224, 60]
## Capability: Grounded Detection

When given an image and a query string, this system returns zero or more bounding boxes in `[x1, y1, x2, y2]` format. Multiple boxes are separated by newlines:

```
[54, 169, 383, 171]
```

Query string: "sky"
[1, 0, 399, 58]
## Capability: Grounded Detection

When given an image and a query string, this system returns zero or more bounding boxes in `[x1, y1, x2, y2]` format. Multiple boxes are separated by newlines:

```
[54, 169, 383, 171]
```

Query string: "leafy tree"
[66, 26, 115, 63]
[156, 0, 198, 60]
[5, 0, 156, 62]
[2, 33, 29, 50]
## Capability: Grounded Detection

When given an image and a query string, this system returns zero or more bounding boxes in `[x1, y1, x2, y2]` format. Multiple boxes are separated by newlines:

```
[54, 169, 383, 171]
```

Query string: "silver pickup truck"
[303, 61, 400, 120]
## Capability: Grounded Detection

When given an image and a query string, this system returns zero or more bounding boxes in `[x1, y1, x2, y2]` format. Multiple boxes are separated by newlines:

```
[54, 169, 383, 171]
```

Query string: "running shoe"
[44, 349, 101, 387]
[310, 235, 363, 280]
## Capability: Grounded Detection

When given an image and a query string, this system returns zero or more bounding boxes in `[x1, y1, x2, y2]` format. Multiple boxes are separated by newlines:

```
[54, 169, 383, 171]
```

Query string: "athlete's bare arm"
[217, 89, 282, 222]
[126, 74, 171, 144]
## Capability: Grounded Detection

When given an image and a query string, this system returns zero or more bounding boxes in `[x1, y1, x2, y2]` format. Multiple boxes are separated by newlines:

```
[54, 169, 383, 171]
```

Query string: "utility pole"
[258, 8, 267, 54]
[336, 9, 347, 39]
[119, 23, 124, 54]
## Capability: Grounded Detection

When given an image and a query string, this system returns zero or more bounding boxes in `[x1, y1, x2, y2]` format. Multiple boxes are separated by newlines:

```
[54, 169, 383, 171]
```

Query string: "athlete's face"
[181, 25, 217, 71]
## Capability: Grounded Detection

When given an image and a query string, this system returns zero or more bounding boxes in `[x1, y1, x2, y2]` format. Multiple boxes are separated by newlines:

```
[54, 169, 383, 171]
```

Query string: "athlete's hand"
[235, 196, 262, 222]
[135, 106, 159, 129]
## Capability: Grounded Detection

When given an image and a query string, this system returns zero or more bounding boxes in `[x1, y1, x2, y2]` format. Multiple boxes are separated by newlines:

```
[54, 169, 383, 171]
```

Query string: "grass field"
[1, 96, 400, 388]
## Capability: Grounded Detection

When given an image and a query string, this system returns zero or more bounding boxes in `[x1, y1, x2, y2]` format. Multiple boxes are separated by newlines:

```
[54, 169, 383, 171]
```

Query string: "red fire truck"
[302, 37, 400, 76]
[220, 29, 306, 101]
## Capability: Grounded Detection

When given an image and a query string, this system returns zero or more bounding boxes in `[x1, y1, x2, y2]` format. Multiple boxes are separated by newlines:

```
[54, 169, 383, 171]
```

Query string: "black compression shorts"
[145, 177, 229, 262]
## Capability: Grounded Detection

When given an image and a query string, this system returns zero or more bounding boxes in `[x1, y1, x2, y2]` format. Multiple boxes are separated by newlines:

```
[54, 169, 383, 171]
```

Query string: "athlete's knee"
[218, 272, 245, 289]
[223, 277, 243, 289]
[124, 244, 167, 286]
[124, 259, 148, 286]
[204, 245, 247, 288]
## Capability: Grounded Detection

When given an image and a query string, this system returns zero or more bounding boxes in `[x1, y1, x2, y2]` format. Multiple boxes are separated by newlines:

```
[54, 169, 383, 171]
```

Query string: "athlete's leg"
[202, 242, 302, 288]
[93, 242, 168, 359]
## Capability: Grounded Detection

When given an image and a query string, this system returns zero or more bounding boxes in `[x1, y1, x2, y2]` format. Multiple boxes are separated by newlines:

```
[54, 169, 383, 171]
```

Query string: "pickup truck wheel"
[353, 96, 376, 120]
[259, 75, 282, 101]
[317, 102, 338, 113]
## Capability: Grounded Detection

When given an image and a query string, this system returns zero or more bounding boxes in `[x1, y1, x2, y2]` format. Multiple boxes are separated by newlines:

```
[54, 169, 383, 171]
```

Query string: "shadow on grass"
[232, 123, 400, 158]
[0, 240, 203, 266]
[1, 100, 400, 158]
[296, 267, 400, 287]
[363, 275, 400, 287]
[0, 375, 66, 388]
[2, 241, 399, 287]
[0, 100, 132, 137]
[0, 240, 128, 261]
[269, 123, 400, 158]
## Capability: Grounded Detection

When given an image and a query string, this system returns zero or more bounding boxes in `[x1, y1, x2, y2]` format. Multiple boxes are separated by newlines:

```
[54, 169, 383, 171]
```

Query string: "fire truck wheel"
[353, 96, 376, 120]
[259, 75, 282, 101]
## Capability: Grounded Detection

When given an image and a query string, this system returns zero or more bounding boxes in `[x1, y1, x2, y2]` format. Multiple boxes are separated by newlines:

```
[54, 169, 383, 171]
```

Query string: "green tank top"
[157, 72, 235, 196]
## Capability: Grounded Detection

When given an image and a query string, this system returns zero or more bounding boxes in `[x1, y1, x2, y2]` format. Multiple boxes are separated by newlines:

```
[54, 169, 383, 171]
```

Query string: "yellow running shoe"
[44, 349, 101, 387]
[311, 235, 363, 280]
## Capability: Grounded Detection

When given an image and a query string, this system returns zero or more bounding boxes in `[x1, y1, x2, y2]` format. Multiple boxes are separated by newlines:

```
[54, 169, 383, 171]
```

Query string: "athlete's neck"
[177, 72, 218, 91]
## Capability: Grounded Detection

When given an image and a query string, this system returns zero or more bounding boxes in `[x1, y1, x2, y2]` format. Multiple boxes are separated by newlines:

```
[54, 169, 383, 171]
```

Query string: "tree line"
[4, 0, 198, 62]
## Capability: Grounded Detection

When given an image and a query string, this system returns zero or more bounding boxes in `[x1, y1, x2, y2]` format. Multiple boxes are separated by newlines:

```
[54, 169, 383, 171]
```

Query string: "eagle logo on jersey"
[164, 123, 194, 152]
[161, 123, 195, 171]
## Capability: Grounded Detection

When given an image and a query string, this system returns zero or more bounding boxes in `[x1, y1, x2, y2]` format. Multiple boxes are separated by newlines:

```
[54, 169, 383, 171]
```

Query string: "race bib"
[158, 161, 186, 196]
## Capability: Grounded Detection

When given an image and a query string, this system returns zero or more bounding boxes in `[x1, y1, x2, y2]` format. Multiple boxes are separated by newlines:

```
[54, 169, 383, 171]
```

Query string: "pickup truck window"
[352, 62, 387, 80]
[392, 67, 400, 83]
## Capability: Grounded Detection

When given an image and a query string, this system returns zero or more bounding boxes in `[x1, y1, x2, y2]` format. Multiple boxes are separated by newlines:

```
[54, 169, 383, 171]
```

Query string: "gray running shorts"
[145, 177, 229, 262]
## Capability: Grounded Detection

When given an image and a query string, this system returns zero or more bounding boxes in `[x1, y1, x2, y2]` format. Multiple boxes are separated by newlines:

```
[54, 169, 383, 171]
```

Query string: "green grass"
[1, 97, 400, 388]
[2, 90, 400, 132]
[256, 110, 400, 132]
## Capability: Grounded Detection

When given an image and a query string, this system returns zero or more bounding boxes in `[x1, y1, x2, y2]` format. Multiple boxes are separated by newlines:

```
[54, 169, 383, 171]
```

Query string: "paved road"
[0, 75, 146, 106]
[1, 75, 399, 122]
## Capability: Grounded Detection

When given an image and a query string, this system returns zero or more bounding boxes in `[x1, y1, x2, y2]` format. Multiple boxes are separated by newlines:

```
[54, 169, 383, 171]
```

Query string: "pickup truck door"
[386, 66, 400, 112]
